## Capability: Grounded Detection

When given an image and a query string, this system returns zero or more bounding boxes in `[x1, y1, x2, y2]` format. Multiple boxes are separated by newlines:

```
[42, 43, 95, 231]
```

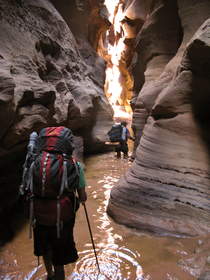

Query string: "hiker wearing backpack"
[115, 121, 134, 159]
[20, 126, 87, 280]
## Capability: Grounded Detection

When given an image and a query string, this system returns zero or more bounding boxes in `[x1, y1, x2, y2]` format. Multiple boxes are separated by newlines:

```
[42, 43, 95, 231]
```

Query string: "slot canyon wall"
[0, 0, 113, 242]
[108, 0, 210, 238]
[0, 0, 210, 251]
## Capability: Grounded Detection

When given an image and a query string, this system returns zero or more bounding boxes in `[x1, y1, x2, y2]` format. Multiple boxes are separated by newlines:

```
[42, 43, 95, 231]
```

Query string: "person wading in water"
[115, 121, 134, 159]
[20, 126, 87, 280]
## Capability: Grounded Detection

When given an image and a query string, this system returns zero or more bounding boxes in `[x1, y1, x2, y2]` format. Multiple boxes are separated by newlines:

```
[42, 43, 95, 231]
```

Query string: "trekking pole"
[83, 203, 101, 274]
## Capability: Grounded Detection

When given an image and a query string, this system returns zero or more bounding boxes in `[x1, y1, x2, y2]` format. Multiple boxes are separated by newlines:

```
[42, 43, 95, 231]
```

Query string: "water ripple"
[69, 245, 145, 280]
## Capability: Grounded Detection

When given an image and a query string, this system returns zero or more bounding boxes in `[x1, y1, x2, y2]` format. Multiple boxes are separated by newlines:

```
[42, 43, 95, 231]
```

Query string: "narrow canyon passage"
[0, 152, 200, 280]
[101, 0, 133, 120]
[0, 0, 210, 279]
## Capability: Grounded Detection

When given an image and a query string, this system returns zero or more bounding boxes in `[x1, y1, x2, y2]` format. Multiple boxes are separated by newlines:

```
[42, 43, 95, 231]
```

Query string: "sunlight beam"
[104, 0, 132, 121]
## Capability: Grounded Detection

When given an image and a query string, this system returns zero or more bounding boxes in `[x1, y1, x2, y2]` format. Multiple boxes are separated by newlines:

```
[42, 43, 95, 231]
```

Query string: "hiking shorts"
[33, 218, 78, 266]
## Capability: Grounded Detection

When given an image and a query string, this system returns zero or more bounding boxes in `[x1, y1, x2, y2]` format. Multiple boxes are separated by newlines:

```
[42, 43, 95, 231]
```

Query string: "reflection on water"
[69, 152, 144, 280]
[0, 152, 197, 280]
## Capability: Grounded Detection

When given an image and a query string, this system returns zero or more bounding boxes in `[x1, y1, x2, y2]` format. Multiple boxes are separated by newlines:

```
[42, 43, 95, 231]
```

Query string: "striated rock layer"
[108, 0, 210, 237]
[0, 0, 112, 242]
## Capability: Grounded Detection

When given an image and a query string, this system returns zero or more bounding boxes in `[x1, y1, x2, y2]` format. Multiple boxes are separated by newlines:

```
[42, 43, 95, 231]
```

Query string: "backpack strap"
[74, 160, 80, 177]
[59, 153, 69, 197]
[56, 153, 70, 238]
[41, 152, 50, 197]
[56, 199, 61, 238]
[72, 159, 80, 213]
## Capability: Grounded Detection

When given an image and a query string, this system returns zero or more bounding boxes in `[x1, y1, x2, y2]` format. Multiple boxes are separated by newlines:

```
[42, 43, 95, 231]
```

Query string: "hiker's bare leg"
[116, 151, 121, 158]
[54, 265, 65, 280]
[43, 251, 54, 278]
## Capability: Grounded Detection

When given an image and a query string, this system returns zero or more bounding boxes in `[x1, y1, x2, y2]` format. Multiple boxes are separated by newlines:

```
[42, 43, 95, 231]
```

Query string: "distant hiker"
[107, 122, 123, 143]
[108, 121, 134, 159]
[20, 126, 87, 280]
[116, 121, 134, 158]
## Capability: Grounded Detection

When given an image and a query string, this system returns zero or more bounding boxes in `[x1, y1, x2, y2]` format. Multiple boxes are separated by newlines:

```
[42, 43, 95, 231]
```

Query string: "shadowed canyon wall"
[107, 0, 210, 237]
[0, 0, 112, 242]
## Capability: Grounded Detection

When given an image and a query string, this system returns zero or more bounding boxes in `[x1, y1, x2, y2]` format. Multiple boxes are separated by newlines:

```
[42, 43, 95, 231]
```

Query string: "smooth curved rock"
[108, 1, 210, 237]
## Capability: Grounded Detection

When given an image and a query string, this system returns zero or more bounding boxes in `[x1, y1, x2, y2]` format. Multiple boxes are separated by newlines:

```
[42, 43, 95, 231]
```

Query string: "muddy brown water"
[0, 152, 202, 280]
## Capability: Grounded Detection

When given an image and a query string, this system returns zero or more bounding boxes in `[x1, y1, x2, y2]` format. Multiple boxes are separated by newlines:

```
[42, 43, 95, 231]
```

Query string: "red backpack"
[21, 126, 79, 238]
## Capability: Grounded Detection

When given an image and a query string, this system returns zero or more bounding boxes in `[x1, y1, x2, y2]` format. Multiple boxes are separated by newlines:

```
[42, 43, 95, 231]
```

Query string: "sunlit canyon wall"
[0, 0, 113, 242]
[107, 0, 210, 237]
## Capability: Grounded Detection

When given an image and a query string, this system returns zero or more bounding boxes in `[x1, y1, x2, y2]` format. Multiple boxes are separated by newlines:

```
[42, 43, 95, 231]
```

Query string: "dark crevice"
[152, 111, 178, 121]
[17, 90, 56, 108]
[190, 76, 210, 158]
[131, 169, 209, 196]
[35, 37, 61, 59]
[174, 199, 206, 211]
[137, 161, 210, 180]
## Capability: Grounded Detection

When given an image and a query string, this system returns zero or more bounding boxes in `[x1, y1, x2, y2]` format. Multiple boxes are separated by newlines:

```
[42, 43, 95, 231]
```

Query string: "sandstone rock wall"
[108, 0, 210, 237]
[0, 0, 113, 242]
